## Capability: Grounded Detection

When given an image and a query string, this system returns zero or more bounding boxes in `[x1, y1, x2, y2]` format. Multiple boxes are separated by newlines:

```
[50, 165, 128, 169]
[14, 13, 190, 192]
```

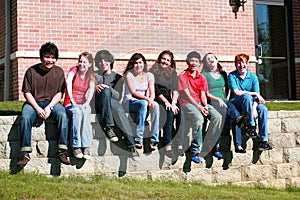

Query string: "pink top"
[63, 66, 89, 106]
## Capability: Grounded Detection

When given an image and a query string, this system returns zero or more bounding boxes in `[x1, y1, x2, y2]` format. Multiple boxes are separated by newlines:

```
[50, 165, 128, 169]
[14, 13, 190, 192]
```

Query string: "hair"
[235, 53, 249, 67]
[76, 51, 95, 83]
[94, 50, 114, 69]
[149, 50, 176, 79]
[39, 42, 59, 61]
[123, 53, 147, 75]
[186, 51, 201, 64]
[201, 52, 223, 73]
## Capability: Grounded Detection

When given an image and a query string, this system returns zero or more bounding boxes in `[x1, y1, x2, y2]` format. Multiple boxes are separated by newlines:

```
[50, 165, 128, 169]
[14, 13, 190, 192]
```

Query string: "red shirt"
[64, 66, 89, 106]
[178, 69, 208, 107]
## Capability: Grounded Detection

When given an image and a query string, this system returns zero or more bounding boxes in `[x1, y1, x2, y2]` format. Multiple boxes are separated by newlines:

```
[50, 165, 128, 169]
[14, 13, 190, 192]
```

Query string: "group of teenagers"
[17, 42, 272, 168]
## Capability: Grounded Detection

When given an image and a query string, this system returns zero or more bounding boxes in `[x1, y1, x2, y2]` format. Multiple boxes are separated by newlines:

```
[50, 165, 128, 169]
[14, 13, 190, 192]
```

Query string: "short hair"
[235, 53, 249, 67]
[94, 50, 114, 69]
[186, 51, 201, 64]
[39, 42, 59, 61]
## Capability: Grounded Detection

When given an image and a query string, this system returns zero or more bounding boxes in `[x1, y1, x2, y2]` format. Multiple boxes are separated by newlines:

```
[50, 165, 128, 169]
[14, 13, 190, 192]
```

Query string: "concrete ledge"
[0, 111, 300, 188]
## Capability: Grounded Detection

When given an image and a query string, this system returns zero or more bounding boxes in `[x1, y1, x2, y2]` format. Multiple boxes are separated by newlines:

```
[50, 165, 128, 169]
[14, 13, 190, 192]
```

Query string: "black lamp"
[229, 0, 247, 19]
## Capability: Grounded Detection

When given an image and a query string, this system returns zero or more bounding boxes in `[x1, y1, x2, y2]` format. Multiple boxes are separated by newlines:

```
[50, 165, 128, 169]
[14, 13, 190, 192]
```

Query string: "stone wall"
[1, 111, 300, 188]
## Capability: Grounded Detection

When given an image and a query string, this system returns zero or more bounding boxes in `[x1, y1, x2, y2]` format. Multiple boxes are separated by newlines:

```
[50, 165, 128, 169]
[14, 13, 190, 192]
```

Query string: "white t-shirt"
[122, 71, 154, 104]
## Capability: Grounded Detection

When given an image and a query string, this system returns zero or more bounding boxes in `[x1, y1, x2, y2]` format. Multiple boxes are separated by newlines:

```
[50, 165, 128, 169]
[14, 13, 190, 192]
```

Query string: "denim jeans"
[19, 101, 68, 153]
[124, 99, 160, 144]
[231, 93, 269, 142]
[65, 104, 92, 148]
[95, 88, 135, 148]
[158, 101, 184, 147]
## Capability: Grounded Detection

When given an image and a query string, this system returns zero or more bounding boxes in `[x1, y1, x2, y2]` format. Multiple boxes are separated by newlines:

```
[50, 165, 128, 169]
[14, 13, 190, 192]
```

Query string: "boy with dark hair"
[94, 50, 139, 159]
[17, 42, 70, 167]
[178, 51, 222, 164]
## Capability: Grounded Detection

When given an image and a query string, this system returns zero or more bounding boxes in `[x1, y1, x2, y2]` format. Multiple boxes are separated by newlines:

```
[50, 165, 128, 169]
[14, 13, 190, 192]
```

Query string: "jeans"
[210, 100, 242, 146]
[231, 93, 269, 142]
[158, 101, 184, 147]
[65, 104, 92, 148]
[95, 88, 135, 148]
[183, 103, 222, 155]
[19, 101, 68, 153]
[123, 99, 159, 144]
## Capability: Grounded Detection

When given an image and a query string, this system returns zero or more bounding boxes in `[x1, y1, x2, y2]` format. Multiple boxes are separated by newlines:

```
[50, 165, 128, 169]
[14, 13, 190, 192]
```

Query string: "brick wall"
[293, 1, 300, 99]
[2, 0, 256, 100]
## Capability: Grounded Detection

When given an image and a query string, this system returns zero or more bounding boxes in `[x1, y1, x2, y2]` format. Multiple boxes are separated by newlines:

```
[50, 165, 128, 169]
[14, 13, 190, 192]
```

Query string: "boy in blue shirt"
[228, 53, 272, 151]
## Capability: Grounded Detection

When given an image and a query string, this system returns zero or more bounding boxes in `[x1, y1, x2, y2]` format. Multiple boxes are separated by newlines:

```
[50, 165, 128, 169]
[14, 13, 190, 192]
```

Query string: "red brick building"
[0, 0, 298, 101]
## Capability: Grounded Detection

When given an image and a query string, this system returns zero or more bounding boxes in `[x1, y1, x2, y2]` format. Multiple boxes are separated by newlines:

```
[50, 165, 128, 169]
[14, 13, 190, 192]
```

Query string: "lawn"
[1, 171, 300, 200]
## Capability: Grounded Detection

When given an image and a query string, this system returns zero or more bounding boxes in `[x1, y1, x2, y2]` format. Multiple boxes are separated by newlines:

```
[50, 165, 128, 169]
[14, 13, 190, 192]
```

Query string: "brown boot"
[57, 151, 70, 165]
[17, 155, 30, 167]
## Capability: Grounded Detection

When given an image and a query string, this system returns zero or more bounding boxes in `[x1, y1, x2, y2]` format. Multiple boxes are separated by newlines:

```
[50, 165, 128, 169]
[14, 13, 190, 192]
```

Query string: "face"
[41, 54, 57, 70]
[98, 59, 111, 73]
[187, 57, 200, 72]
[160, 54, 171, 68]
[133, 58, 144, 74]
[206, 54, 218, 71]
[78, 56, 91, 73]
[236, 59, 248, 75]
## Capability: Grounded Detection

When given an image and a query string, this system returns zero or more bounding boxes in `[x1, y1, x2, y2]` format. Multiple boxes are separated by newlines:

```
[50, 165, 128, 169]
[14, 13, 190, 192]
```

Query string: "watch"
[49, 106, 54, 111]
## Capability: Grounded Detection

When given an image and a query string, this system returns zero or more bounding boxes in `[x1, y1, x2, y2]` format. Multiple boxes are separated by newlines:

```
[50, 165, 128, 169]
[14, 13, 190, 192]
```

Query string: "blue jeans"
[19, 101, 68, 153]
[95, 88, 135, 148]
[158, 102, 184, 147]
[231, 93, 269, 142]
[65, 104, 92, 148]
[124, 99, 159, 144]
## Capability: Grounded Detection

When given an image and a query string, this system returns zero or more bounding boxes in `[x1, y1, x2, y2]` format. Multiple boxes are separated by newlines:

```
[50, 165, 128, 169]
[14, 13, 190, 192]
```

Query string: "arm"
[206, 91, 227, 107]
[65, 70, 77, 106]
[147, 74, 157, 109]
[82, 80, 96, 109]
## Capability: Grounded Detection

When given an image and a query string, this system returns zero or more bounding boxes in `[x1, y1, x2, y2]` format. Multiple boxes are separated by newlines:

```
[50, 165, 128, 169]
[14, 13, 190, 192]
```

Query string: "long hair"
[124, 53, 147, 76]
[201, 52, 223, 73]
[76, 51, 95, 83]
[149, 50, 176, 79]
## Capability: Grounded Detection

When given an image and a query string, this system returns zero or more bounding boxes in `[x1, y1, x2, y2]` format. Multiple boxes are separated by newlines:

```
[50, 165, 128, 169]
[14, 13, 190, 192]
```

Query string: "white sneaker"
[73, 148, 83, 159]
[83, 148, 91, 160]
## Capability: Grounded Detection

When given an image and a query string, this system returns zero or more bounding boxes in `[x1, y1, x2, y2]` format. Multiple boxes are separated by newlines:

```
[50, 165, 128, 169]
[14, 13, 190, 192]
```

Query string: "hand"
[147, 98, 156, 109]
[198, 105, 208, 116]
[96, 84, 109, 93]
[217, 98, 227, 107]
[256, 94, 265, 104]
[171, 102, 179, 115]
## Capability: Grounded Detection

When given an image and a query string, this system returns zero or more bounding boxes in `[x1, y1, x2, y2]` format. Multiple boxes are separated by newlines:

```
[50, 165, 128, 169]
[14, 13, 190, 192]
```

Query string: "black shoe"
[236, 112, 251, 129]
[235, 146, 246, 154]
[258, 141, 272, 151]
[104, 127, 118, 142]
[17, 154, 30, 167]
[245, 126, 258, 138]
[57, 151, 71, 165]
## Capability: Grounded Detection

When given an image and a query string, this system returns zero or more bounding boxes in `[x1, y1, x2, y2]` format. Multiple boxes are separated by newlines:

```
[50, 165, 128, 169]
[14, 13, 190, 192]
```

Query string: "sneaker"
[150, 143, 157, 151]
[104, 127, 118, 142]
[213, 151, 223, 160]
[135, 142, 143, 149]
[258, 141, 272, 151]
[17, 154, 30, 167]
[57, 151, 71, 165]
[129, 147, 140, 161]
[83, 148, 91, 160]
[73, 148, 83, 159]
[235, 146, 246, 154]
[190, 152, 201, 163]
[245, 126, 258, 138]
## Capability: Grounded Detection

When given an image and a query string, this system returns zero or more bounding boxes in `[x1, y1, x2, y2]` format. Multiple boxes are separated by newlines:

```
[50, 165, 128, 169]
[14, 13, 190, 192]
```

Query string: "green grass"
[0, 171, 299, 200]
[0, 101, 300, 116]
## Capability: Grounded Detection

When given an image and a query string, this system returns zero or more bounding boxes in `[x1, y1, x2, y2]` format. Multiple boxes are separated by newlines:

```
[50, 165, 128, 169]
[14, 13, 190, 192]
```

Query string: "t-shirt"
[94, 70, 123, 101]
[22, 63, 66, 102]
[122, 71, 154, 103]
[202, 71, 226, 101]
[153, 70, 178, 102]
[228, 70, 260, 101]
[64, 66, 89, 106]
[178, 69, 208, 107]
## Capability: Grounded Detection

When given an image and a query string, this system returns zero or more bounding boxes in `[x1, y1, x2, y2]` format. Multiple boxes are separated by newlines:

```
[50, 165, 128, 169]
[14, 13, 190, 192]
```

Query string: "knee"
[257, 104, 268, 115]
[101, 88, 111, 97]
[241, 93, 252, 102]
